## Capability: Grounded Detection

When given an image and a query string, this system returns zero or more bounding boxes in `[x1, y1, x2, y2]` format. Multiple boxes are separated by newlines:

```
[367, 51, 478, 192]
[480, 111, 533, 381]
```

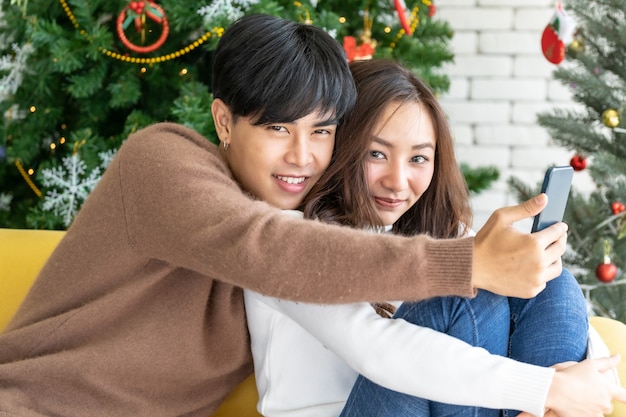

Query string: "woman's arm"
[251, 292, 626, 417]
[249, 291, 551, 416]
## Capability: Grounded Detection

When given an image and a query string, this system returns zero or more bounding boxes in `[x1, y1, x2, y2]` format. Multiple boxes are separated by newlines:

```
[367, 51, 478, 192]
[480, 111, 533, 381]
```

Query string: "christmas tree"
[0, 0, 456, 229]
[510, 0, 626, 323]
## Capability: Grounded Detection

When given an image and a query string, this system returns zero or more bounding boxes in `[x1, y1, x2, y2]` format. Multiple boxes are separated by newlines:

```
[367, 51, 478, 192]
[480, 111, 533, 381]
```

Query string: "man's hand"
[472, 194, 568, 298]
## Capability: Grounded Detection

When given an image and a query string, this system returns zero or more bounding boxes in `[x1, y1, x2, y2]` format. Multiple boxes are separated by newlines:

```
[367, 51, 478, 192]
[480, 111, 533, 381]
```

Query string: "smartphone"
[531, 166, 574, 232]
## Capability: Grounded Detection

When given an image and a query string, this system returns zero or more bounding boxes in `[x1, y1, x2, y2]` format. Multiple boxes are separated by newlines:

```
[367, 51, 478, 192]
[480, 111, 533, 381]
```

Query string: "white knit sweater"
[244, 212, 558, 417]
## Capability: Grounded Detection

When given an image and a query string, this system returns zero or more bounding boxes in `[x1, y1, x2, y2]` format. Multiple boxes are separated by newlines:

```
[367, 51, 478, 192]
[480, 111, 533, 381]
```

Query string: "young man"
[0, 14, 567, 416]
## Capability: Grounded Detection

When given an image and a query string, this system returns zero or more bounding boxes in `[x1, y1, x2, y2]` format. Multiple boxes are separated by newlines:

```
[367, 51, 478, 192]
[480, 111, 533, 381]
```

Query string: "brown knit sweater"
[0, 123, 474, 417]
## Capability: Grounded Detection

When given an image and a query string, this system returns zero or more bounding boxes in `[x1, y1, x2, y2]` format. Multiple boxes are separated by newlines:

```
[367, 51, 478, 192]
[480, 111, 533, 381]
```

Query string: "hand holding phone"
[531, 166, 574, 232]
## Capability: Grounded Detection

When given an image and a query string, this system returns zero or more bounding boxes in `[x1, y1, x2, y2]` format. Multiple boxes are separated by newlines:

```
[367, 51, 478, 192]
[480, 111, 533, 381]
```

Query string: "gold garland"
[58, 0, 222, 64]
[15, 160, 42, 197]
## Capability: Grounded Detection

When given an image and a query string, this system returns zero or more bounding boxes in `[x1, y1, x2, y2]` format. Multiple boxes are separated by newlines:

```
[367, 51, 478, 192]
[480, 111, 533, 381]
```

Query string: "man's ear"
[211, 98, 232, 142]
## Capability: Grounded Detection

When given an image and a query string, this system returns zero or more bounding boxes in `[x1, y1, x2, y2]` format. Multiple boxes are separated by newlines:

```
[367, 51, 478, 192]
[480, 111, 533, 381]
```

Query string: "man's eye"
[268, 125, 286, 132]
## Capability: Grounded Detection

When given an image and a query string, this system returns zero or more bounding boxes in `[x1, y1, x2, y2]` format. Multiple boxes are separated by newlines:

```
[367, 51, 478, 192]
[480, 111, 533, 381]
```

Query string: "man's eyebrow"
[371, 136, 435, 150]
[314, 118, 339, 127]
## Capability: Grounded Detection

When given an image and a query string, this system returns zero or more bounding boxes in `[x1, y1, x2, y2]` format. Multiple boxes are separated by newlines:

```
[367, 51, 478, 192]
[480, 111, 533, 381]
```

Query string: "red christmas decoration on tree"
[394, 0, 413, 35]
[570, 154, 587, 171]
[343, 36, 376, 62]
[596, 240, 618, 283]
[427, 2, 436, 17]
[116, 1, 169, 54]
[342, 11, 377, 62]
[541, 1, 576, 64]
[611, 201, 625, 215]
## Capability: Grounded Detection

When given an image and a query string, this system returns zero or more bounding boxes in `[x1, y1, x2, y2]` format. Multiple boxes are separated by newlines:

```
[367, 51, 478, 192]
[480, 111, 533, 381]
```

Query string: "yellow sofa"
[1, 228, 625, 417]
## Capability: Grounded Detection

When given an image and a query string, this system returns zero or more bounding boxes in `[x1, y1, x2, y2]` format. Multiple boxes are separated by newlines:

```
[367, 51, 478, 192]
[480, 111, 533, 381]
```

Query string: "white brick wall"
[436, 0, 593, 231]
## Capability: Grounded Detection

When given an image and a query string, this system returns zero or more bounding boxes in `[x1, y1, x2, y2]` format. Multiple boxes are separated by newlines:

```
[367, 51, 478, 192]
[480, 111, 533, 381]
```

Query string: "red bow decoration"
[343, 36, 376, 62]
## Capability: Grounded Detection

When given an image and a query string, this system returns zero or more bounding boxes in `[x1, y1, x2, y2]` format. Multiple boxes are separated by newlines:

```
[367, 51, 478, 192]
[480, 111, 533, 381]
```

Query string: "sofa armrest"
[590, 316, 626, 417]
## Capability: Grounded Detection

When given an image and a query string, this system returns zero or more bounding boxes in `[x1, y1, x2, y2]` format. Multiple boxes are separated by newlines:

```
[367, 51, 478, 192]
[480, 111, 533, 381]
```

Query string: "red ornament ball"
[428, 4, 436, 17]
[612, 201, 626, 215]
[596, 261, 617, 283]
[570, 155, 587, 171]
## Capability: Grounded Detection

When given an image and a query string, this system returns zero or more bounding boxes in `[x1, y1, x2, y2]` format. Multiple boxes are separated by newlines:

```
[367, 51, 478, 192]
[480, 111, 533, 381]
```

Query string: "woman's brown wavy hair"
[302, 59, 471, 239]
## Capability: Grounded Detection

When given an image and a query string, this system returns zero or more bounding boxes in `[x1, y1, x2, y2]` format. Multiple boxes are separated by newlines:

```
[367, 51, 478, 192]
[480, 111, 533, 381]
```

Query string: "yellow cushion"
[1, 228, 624, 417]
[0, 228, 65, 331]
[213, 374, 262, 417]
[590, 316, 626, 417]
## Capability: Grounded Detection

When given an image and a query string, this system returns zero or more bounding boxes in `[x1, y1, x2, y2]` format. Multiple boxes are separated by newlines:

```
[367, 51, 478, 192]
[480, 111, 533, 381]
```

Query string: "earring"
[223, 141, 229, 151]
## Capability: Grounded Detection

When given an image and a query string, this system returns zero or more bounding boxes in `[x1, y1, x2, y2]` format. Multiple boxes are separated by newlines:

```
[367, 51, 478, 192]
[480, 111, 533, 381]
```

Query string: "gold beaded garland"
[58, 0, 218, 64]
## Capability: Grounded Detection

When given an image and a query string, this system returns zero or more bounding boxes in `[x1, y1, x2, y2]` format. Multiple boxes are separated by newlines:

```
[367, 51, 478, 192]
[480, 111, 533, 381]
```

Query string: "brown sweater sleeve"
[118, 123, 475, 303]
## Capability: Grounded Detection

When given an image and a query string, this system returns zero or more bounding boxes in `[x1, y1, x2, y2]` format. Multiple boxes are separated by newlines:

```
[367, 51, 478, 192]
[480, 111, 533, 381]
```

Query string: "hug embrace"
[0, 13, 624, 417]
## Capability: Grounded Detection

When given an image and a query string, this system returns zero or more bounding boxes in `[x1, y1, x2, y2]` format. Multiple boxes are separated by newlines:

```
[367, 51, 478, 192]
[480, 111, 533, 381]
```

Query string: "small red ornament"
[611, 201, 626, 215]
[428, 4, 436, 17]
[596, 258, 617, 283]
[569, 154, 587, 171]
[596, 240, 618, 283]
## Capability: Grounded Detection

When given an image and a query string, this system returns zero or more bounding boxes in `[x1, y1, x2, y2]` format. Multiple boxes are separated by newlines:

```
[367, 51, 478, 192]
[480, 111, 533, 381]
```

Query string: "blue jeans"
[339, 269, 588, 417]
[505, 269, 588, 416]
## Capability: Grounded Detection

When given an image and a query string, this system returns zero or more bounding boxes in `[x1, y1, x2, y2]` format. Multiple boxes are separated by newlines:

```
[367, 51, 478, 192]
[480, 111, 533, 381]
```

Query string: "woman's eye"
[411, 155, 427, 163]
[313, 128, 332, 135]
[369, 150, 385, 159]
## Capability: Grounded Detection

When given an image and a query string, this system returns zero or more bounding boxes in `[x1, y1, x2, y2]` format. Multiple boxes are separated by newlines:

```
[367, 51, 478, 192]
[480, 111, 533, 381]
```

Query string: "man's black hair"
[211, 14, 356, 125]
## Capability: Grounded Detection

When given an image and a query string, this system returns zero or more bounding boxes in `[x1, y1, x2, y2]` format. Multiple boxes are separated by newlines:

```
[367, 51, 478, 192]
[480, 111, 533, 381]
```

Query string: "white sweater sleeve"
[254, 293, 553, 417]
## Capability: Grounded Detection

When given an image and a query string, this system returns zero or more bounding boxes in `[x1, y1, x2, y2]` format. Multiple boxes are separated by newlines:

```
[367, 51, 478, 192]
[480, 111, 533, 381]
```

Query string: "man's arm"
[119, 123, 566, 303]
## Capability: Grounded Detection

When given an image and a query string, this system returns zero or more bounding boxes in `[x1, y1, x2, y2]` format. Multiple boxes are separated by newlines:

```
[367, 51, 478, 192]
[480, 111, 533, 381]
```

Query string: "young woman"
[244, 59, 625, 417]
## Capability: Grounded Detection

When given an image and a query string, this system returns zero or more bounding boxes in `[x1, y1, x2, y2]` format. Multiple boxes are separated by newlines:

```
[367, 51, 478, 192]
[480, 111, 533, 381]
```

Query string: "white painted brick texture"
[436, 0, 579, 230]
